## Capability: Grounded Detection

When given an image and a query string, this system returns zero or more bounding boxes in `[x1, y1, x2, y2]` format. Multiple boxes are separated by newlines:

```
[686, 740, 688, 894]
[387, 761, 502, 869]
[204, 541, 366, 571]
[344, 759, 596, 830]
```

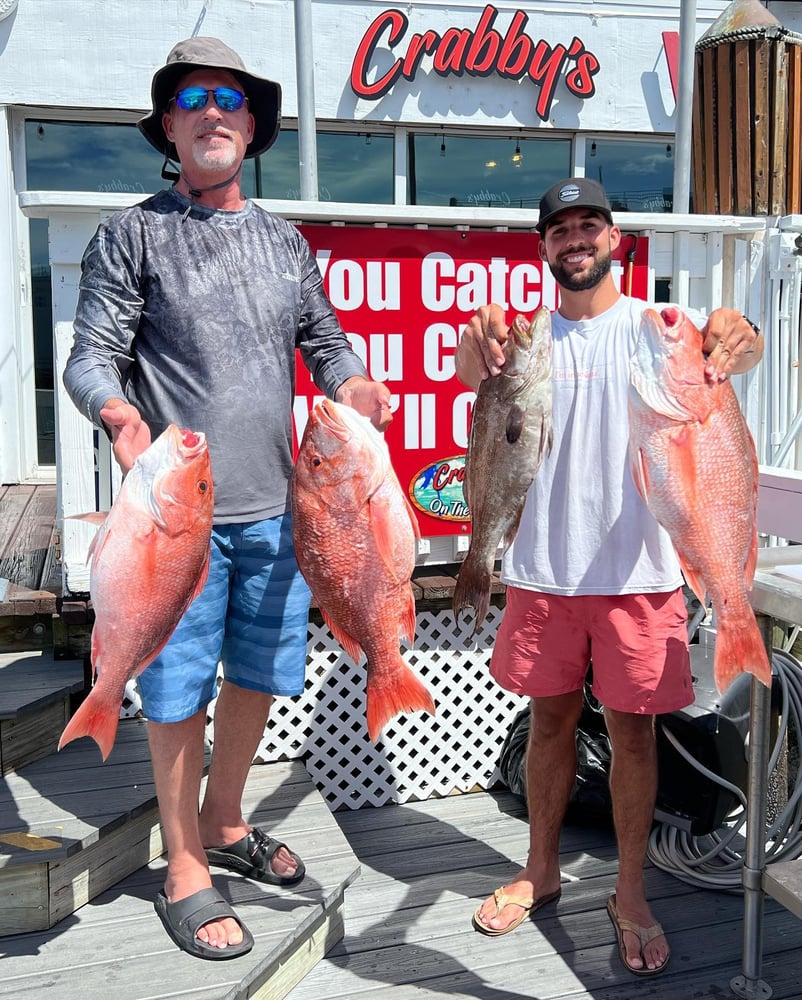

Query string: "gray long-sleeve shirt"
[63, 188, 367, 522]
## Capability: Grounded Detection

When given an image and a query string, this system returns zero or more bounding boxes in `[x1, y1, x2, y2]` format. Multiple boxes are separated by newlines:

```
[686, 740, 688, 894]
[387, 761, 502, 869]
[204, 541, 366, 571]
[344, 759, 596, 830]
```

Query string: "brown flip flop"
[606, 893, 670, 976]
[473, 885, 561, 937]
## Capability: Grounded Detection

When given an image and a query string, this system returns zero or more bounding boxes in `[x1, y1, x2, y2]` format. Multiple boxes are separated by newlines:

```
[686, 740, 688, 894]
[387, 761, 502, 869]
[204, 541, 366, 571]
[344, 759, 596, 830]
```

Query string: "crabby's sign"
[294, 226, 649, 536]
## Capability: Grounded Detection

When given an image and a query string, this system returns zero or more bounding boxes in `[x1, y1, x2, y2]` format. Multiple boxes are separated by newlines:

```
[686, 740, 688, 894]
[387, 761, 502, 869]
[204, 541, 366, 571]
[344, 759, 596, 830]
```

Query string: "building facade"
[0, 0, 799, 487]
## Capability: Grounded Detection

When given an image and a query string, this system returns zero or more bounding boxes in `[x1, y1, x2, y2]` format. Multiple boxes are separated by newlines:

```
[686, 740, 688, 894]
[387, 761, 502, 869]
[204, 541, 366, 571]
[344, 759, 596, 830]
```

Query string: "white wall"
[0, 0, 732, 132]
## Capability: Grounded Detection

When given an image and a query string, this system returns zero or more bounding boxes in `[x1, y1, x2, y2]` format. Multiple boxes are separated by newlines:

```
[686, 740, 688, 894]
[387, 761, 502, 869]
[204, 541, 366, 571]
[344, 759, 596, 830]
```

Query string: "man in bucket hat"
[456, 176, 764, 976]
[64, 38, 391, 960]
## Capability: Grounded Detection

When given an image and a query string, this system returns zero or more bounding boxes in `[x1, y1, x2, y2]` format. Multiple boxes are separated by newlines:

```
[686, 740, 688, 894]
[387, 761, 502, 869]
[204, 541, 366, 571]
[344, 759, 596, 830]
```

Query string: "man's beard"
[191, 136, 239, 172]
[550, 247, 612, 291]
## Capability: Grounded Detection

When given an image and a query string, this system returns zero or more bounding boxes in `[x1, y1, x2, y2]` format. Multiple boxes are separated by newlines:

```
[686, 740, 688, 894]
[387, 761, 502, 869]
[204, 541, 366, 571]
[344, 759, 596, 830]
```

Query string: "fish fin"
[322, 612, 365, 667]
[365, 656, 436, 741]
[676, 558, 707, 606]
[58, 689, 120, 761]
[400, 589, 416, 646]
[368, 491, 414, 583]
[453, 556, 491, 636]
[506, 403, 525, 444]
[630, 448, 649, 501]
[404, 493, 422, 541]
[713, 617, 772, 693]
[67, 511, 109, 525]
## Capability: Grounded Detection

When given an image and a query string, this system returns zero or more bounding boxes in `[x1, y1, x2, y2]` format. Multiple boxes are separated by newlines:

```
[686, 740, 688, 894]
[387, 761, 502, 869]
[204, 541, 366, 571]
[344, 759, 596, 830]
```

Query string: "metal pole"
[730, 614, 774, 1000]
[673, 0, 697, 213]
[294, 0, 319, 201]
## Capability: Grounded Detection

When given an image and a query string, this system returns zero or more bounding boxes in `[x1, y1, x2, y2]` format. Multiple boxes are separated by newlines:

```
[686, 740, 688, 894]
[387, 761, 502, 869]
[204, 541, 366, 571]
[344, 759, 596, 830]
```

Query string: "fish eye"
[311, 457, 322, 468]
[198, 480, 209, 493]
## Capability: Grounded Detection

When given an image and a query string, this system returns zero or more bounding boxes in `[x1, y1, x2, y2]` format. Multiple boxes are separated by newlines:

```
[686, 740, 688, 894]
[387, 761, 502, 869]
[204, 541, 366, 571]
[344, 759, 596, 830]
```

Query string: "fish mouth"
[175, 426, 207, 458]
[314, 399, 352, 443]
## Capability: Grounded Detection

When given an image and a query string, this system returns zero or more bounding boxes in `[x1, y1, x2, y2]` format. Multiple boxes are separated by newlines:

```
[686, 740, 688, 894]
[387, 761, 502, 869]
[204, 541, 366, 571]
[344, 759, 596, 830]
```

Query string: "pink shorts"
[491, 587, 694, 715]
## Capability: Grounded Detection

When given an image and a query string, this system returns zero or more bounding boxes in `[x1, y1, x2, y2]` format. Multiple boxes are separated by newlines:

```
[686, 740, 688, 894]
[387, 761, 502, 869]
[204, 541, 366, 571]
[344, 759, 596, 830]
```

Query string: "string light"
[512, 137, 523, 166]
[590, 141, 597, 157]
[440, 129, 446, 157]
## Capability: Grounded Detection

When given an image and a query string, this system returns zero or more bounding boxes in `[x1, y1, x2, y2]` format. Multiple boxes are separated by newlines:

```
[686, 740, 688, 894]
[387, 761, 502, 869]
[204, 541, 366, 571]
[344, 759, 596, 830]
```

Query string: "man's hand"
[99, 399, 151, 473]
[335, 377, 393, 431]
[702, 309, 764, 382]
[455, 303, 510, 389]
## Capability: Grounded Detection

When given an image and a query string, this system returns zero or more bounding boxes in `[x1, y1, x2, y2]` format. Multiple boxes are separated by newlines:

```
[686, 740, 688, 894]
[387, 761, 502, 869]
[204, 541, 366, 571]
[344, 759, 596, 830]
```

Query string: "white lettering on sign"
[345, 332, 404, 379]
[452, 391, 475, 450]
[316, 254, 401, 311]
[421, 253, 547, 313]
[423, 323, 458, 381]
[404, 393, 437, 449]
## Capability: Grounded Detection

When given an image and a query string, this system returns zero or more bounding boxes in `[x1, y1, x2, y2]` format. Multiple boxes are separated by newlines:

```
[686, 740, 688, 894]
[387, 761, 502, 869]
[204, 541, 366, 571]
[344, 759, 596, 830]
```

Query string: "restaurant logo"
[350, 3, 601, 122]
[409, 455, 470, 523]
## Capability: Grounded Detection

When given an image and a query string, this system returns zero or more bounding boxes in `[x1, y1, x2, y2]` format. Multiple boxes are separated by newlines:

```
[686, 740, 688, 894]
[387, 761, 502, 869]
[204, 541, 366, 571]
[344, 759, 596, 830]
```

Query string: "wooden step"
[1, 722, 361, 999]
[0, 649, 85, 774]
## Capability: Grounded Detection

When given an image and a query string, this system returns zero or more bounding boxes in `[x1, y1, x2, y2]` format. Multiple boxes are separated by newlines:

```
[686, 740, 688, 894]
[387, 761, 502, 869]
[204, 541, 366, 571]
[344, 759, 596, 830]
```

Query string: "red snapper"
[59, 425, 214, 759]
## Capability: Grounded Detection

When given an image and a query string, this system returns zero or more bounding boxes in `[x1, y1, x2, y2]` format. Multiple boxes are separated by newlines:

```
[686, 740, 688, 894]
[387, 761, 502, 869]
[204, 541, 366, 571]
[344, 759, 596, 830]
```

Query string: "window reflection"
[585, 138, 679, 213]
[409, 133, 572, 208]
[259, 130, 394, 203]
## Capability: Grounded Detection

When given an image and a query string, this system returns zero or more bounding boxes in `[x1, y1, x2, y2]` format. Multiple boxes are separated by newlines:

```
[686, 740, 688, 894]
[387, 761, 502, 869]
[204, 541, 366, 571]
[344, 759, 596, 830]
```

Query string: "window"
[261, 130, 394, 203]
[585, 138, 680, 213]
[408, 133, 572, 209]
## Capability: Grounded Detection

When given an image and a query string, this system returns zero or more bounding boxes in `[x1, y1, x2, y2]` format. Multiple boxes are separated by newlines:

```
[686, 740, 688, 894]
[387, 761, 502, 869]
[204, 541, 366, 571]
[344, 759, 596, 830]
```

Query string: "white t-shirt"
[502, 295, 686, 596]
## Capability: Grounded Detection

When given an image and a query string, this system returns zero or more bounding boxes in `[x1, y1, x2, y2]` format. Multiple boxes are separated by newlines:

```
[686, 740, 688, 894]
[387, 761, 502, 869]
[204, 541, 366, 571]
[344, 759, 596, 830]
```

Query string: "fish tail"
[452, 560, 491, 637]
[713, 618, 773, 693]
[58, 690, 120, 761]
[365, 658, 436, 742]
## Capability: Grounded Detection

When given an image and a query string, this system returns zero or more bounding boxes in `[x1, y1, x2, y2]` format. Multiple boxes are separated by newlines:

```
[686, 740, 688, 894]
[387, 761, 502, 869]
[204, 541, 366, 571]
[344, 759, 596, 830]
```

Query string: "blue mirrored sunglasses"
[172, 86, 247, 112]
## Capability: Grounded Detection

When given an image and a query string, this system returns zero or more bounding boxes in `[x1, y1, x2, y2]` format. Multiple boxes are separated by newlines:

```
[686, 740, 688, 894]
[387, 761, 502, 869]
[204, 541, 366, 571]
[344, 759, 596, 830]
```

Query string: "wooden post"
[691, 0, 802, 217]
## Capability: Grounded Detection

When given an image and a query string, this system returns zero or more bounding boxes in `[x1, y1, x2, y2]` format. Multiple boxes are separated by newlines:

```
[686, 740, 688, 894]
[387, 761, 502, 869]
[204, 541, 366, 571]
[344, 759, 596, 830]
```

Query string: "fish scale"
[291, 398, 435, 741]
[453, 306, 553, 636]
[58, 424, 214, 760]
[628, 306, 771, 693]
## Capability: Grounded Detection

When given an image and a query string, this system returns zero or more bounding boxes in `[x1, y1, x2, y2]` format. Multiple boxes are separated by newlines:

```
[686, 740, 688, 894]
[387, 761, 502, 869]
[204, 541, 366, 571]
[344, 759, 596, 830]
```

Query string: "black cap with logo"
[537, 177, 614, 234]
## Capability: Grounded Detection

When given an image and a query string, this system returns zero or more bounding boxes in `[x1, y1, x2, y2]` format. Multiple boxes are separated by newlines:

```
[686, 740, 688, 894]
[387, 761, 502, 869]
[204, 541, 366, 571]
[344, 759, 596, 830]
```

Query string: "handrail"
[18, 190, 772, 235]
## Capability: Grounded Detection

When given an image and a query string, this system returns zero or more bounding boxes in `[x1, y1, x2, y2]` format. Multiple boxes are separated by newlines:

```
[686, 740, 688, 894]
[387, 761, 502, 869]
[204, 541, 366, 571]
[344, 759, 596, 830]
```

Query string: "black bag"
[498, 685, 613, 824]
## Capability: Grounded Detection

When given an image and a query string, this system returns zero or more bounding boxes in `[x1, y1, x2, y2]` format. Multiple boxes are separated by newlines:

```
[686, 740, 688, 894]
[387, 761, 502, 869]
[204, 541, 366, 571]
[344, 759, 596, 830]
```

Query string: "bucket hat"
[138, 37, 282, 161]
[537, 177, 613, 233]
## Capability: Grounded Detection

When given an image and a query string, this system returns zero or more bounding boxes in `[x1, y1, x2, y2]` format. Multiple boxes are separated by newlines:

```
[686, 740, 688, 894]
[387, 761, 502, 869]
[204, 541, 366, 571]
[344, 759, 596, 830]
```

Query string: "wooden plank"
[0, 699, 69, 775]
[0, 760, 360, 1000]
[691, 51, 707, 212]
[48, 805, 164, 928]
[788, 44, 802, 215]
[733, 41, 753, 214]
[0, 485, 57, 592]
[752, 40, 770, 214]
[0, 485, 34, 559]
[714, 45, 731, 214]
[770, 41, 788, 216]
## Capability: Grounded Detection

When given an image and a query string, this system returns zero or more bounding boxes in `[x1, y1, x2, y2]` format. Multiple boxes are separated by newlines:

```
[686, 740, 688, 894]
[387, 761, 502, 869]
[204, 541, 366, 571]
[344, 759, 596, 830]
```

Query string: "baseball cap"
[537, 177, 614, 233]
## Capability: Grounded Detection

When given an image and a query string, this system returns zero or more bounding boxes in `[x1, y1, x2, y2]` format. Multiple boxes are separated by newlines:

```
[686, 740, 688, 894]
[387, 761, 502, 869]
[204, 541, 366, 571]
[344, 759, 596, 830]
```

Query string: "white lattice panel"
[203, 604, 527, 810]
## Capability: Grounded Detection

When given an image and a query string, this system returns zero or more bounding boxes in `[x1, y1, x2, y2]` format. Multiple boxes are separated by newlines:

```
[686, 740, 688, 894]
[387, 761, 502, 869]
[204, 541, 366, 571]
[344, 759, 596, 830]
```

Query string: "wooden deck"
[0, 691, 801, 998]
[284, 791, 802, 1000]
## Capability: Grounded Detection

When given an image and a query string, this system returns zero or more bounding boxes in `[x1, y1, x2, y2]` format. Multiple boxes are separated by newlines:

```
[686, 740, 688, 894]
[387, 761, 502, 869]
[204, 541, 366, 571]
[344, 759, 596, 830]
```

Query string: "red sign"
[295, 226, 649, 536]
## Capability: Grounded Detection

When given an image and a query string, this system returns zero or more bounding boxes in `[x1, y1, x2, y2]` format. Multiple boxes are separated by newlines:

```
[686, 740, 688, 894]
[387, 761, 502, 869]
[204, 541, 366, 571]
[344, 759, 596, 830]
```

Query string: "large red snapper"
[628, 306, 770, 692]
[59, 424, 214, 759]
[291, 399, 435, 741]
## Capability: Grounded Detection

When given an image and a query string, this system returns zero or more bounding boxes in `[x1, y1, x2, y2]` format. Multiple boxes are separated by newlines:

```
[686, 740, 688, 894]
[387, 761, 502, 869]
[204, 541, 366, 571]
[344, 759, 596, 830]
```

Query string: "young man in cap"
[455, 177, 763, 976]
[64, 38, 391, 960]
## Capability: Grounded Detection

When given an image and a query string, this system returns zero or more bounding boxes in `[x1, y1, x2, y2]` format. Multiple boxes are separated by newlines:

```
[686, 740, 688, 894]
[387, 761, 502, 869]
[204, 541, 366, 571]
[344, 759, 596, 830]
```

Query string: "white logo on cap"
[558, 183, 582, 204]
